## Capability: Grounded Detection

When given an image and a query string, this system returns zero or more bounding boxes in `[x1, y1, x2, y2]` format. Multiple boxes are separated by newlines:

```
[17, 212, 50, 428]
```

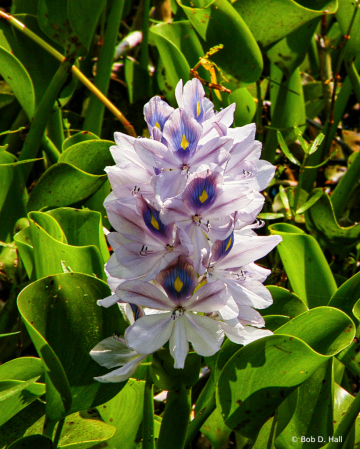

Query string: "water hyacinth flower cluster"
[90, 79, 282, 382]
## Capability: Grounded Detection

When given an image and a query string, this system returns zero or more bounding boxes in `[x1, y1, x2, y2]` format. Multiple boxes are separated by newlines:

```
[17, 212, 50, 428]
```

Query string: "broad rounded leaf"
[228, 88, 256, 127]
[263, 286, 308, 318]
[269, 223, 337, 308]
[62, 131, 100, 153]
[17, 273, 128, 415]
[0, 357, 43, 381]
[27, 163, 107, 212]
[8, 435, 52, 449]
[178, 0, 263, 85]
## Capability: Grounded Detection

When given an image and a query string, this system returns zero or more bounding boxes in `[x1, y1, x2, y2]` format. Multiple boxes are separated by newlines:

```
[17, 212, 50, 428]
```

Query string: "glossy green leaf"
[228, 88, 256, 127]
[251, 418, 274, 449]
[277, 130, 301, 165]
[269, 223, 337, 308]
[17, 273, 128, 415]
[178, 0, 263, 85]
[0, 46, 35, 119]
[217, 307, 354, 438]
[267, 18, 319, 76]
[336, 0, 360, 61]
[62, 131, 99, 153]
[46, 208, 109, 263]
[59, 140, 114, 175]
[217, 335, 328, 438]
[275, 359, 334, 449]
[7, 435, 52, 449]
[97, 379, 145, 449]
[0, 357, 43, 381]
[258, 212, 285, 220]
[328, 271, 360, 322]
[0, 378, 45, 427]
[305, 189, 360, 257]
[14, 225, 34, 279]
[27, 163, 107, 212]
[150, 24, 191, 105]
[67, 0, 107, 54]
[263, 286, 309, 318]
[263, 65, 306, 163]
[232, 0, 338, 49]
[295, 189, 323, 214]
[29, 211, 66, 243]
[264, 315, 291, 331]
[27, 213, 105, 280]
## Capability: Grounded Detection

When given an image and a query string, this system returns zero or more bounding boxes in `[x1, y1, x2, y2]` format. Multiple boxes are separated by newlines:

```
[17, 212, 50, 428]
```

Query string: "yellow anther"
[151, 214, 160, 230]
[199, 189, 208, 203]
[181, 134, 189, 149]
[155, 121, 161, 129]
[174, 276, 183, 292]
[197, 102, 201, 117]
[225, 237, 232, 252]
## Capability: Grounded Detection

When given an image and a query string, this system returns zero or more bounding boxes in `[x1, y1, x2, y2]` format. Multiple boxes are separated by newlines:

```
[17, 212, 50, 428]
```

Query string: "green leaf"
[305, 189, 360, 257]
[59, 140, 115, 175]
[228, 88, 256, 126]
[0, 357, 43, 381]
[27, 163, 107, 212]
[267, 18, 319, 76]
[0, 46, 35, 119]
[27, 212, 106, 280]
[304, 149, 337, 169]
[295, 189, 323, 215]
[269, 223, 337, 308]
[62, 131, 100, 153]
[263, 286, 308, 318]
[217, 336, 328, 438]
[46, 208, 109, 264]
[29, 211, 66, 243]
[277, 130, 301, 165]
[264, 315, 291, 331]
[178, 0, 263, 85]
[274, 307, 355, 356]
[67, 0, 107, 54]
[0, 331, 20, 338]
[17, 273, 128, 415]
[7, 435, 52, 449]
[124, 57, 152, 105]
[257, 213, 285, 220]
[0, 378, 45, 426]
[217, 307, 354, 438]
[308, 133, 325, 155]
[275, 359, 334, 448]
[232, 0, 337, 49]
[14, 226, 34, 279]
[97, 379, 145, 449]
[150, 24, 191, 105]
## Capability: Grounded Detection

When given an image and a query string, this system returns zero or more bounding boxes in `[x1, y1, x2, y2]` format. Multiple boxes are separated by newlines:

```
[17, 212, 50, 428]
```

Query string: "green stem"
[53, 418, 65, 448]
[293, 153, 310, 216]
[184, 393, 216, 448]
[139, 0, 150, 71]
[142, 366, 155, 449]
[327, 391, 360, 449]
[83, 0, 125, 136]
[331, 152, 360, 218]
[157, 386, 191, 449]
[41, 135, 62, 164]
[19, 60, 72, 181]
[47, 107, 64, 152]
[3, 109, 28, 156]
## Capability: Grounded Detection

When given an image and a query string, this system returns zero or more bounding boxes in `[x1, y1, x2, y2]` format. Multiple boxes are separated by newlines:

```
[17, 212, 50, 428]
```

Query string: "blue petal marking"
[160, 259, 195, 302]
[143, 203, 168, 237]
[186, 174, 217, 212]
[211, 233, 234, 263]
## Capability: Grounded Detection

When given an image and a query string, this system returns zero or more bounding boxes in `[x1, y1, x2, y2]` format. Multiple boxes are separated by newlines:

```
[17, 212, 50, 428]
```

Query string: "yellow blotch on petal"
[197, 102, 201, 117]
[199, 189, 208, 203]
[151, 214, 160, 230]
[225, 237, 232, 252]
[181, 134, 189, 149]
[155, 122, 161, 129]
[174, 276, 183, 292]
